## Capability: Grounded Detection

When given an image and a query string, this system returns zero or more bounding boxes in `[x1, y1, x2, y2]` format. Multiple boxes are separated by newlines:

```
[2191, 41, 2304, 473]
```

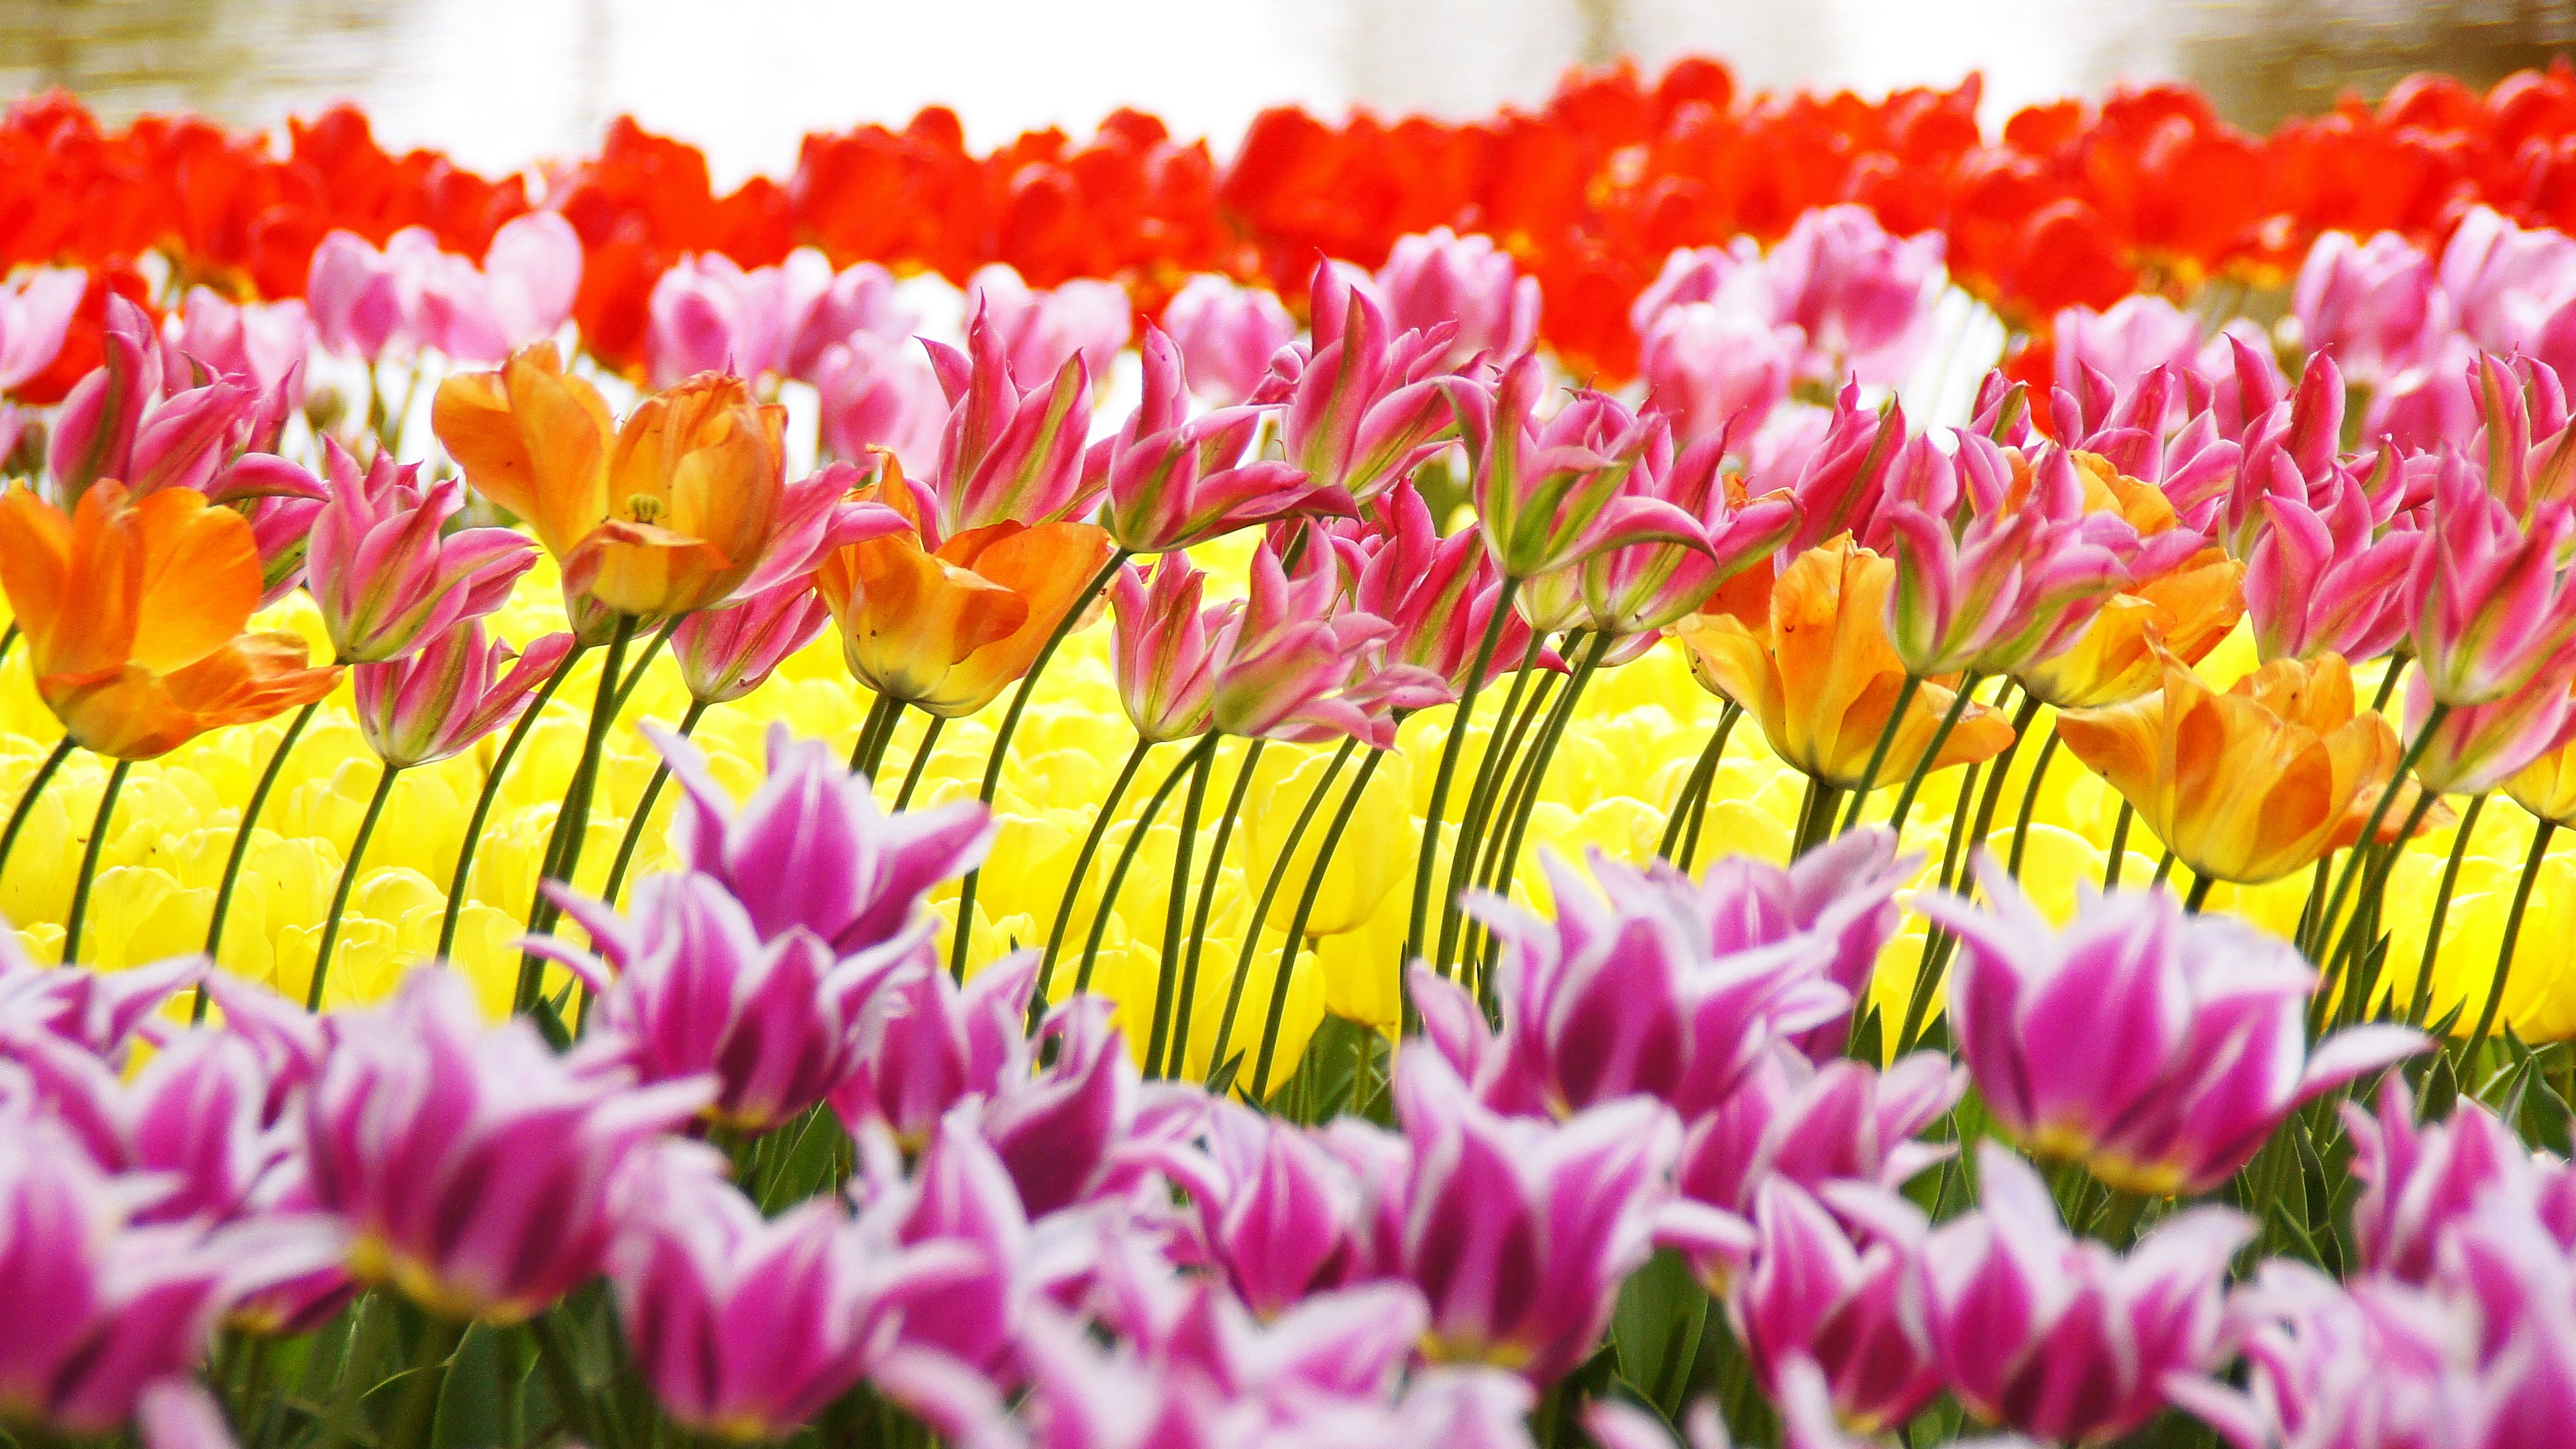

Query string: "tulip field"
[15, 52, 2576, 1449]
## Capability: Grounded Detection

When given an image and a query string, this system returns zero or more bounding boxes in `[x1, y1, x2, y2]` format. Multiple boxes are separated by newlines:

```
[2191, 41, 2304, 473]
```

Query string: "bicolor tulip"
[962, 265, 1133, 390]
[0, 266, 83, 393]
[1922, 859, 2426, 1195]
[0, 482, 340, 758]
[1208, 541, 1446, 748]
[1110, 553, 1238, 741]
[2402, 653, 2576, 796]
[1733, 1181, 1944, 1436]
[1762, 205, 1945, 386]
[2174, 1263, 2489, 1449]
[975, 998, 1190, 1220]
[0, 947, 201, 1060]
[2292, 229, 2453, 384]
[2407, 459, 2576, 707]
[1581, 430, 1800, 637]
[1350, 480, 1540, 697]
[922, 299, 1101, 535]
[1445, 356, 1704, 581]
[1780, 385, 1904, 555]
[352, 620, 574, 768]
[1673, 1044, 1962, 1222]
[672, 576, 834, 704]
[1678, 538, 2016, 792]
[305, 438, 536, 662]
[828, 953, 1037, 1151]
[2017, 547, 2244, 710]
[1639, 301, 1801, 443]
[1377, 227, 1540, 373]
[814, 333, 949, 474]
[1270, 263, 1460, 504]
[301, 970, 708, 1324]
[163, 287, 314, 407]
[2343, 1077, 2548, 1284]
[863, 1108, 1032, 1373]
[1189, 1102, 1378, 1318]
[1094, 327, 1344, 553]
[49, 296, 304, 507]
[1160, 273, 1296, 406]
[307, 214, 580, 364]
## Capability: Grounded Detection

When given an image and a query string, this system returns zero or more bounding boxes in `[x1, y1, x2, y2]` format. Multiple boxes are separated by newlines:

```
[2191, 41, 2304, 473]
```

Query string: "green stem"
[436, 641, 587, 961]
[892, 714, 947, 812]
[388, 1313, 466, 1449]
[1658, 704, 1738, 862]
[1839, 674, 1922, 830]
[2151, 849, 2178, 888]
[0, 734, 73, 890]
[1144, 739, 1215, 1080]
[2312, 788, 2443, 1035]
[1073, 736, 1215, 998]
[1403, 574, 1522, 979]
[1431, 628, 1553, 975]
[0, 620, 16, 666]
[1212, 737, 1358, 1084]
[519, 615, 639, 1011]
[530, 1311, 606, 1449]
[1254, 747, 1387, 1102]
[1171, 739, 1262, 1077]
[602, 700, 708, 910]
[2004, 727, 2061, 879]
[2308, 703, 2449, 968]
[1790, 777, 1844, 858]
[1676, 710, 1745, 874]
[203, 701, 319, 973]
[2408, 792, 2487, 1026]
[1034, 737, 1153, 1016]
[308, 1294, 390, 1449]
[610, 616, 680, 717]
[2102, 800, 2136, 889]
[60, 756, 127, 965]
[1468, 631, 1613, 988]
[2467, 818, 2556, 1061]
[949, 547, 1133, 980]
[307, 763, 401, 1012]
[848, 691, 901, 776]
[1884, 673, 1984, 833]
[2183, 871, 2216, 914]
[1961, 695, 2045, 872]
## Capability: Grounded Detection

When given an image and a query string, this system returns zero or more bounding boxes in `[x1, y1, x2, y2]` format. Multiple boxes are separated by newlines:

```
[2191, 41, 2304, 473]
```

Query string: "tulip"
[1110, 553, 1237, 741]
[977, 998, 1167, 1220]
[0, 266, 83, 392]
[352, 620, 576, 769]
[813, 459, 1116, 718]
[2174, 1263, 2489, 1449]
[2441, 205, 2576, 352]
[1445, 356, 1705, 581]
[1780, 384, 1904, 555]
[2055, 655, 2416, 885]
[2402, 654, 2576, 796]
[963, 264, 1133, 390]
[2407, 459, 2576, 708]
[302, 969, 709, 1324]
[2019, 547, 2245, 710]
[828, 953, 1037, 1150]
[610, 1143, 961, 1440]
[1630, 241, 1764, 329]
[814, 333, 949, 472]
[1377, 227, 1541, 373]
[1352, 480, 1540, 697]
[863, 1108, 1032, 1373]
[1208, 541, 1446, 748]
[1640, 301, 1801, 443]
[2343, 1076, 2542, 1284]
[1921, 858, 2427, 1195]
[1191, 1101, 1377, 1318]
[0, 482, 339, 759]
[1161, 273, 1296, 405]
[305, 437, 537, 662]
[1389, 1051, 1677, 1384]
[0, 947, 202, 1059]
[1677, 538, 2016, 793]
[1762, 206, 1945, 384]
[647, 252, 806, 386]
[307, 216, 579, 364]
[920, 297, 1101, 536]
[1733, 1181, 1944, 1436]
[2292, 229, 2453, 384]
[50, 297, 306, 506]
[1920, 1142, 2251, 1443]
[1095, 327, 1346, 553]
[1673, 1045, 1962, 1224]
[1581, 431, 1800, 638]
[164, 287, 314, 407]
[117, 1028, 299, 1226]
[2052, 295, 2203, 397]
[1273, 262, 1460, 504]
[672, 576, 834, 704]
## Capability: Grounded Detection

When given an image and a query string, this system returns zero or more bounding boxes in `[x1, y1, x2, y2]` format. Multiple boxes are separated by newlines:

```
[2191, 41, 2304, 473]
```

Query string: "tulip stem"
[1884, 672, 1985, 834]
[1658, 704, 1739, 863]
[60, 756, 129, 965]
[1403, 574, 1522, 985]
[2312, 777, 2447, 1037]
[1171, 740, 1263, 1077]
[435, 641, 586, 963]
[2102, 800, 2136, 889]
[199, 701, 320, 1018]
[0, 734, 74, 892]
[388, 1313, 466, 1449]
[1790, 777, 1844, 858]
[2308, 703, 2449, 971]
[2467, 819, 2556, 1064]
[0, 620, 15, 665]
[1145, 741, 1215, 1081]
[892, 715, 947, 812]
[1960, 695, 2045, 882]
[950, 547, 1133, 981]
[1677, 706, 1743, 873]
[2005, 727, 2062, 879]
[602, 700, 708, 910]
[1433, 628, 1553, 977]
[1034, 737, 1155, 1021]
[849, 692, 903, 777]
[611, 616, 681, 718]
[519, 615, 640, 1013]
[1256, 746, 1388, 1103]
[1073, 735, 1217, 1000]
[308, 763, 401, 1012]
[2408, 792, 2487, 1026]
[1839, 674, 1923, 831]
[1468, 630, 1613, 989]
[2182, 871, 2216, 914]
[1212, 737, 1358, 1091]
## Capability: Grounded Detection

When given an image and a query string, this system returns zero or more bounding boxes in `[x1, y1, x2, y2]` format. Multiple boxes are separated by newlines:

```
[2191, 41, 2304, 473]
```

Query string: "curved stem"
[1467, 631, 1612, 987]
[1678, 706, 1744, 873]
[203, 702, 319, 968]
[2005, 727, 2062, 879]
[602, 700, 708, 910]
[436, 641, 586, 961]
[892, 714, 947, 812]
[1961, 695, 2045, 873]
[2467, 818, 2557, 1061]
[849, 692, 901, 776]
[0, 620, 17, 666]
[1790, 777, 1844, 858]
[1839, 674, 1922, 830]
[2313, 789, 2443, 1034]
[0, 735, 74, 888]
[1074, 735, 1215, 998]
[308, 763, 401, 1012]
[949, 548, 1132, 980]
[2309, 704, 2449, 967]
[2151, 849, 2178, 888]
[1035, 738, 1154, 1014]
[1658, 704, 1737, 862]
[1885, 673, 1984, 834]
[1254, 747, 1387, 1099]
[1145, 740, 1215, 1081]
[1171, 739, 1263, 1077]
[1403, 575, 1521, 979]
[519, 615, 639, 1011]
[1432, 628, 1553, 975]
[1212, 738, 1357, 1086]
[60, 756, 128, 965]
[2182, 871, 2216, 914]
[2407, 792, 2487, 1026]
[2102, 800, 2136, 890]
[610, 616, 680, 717]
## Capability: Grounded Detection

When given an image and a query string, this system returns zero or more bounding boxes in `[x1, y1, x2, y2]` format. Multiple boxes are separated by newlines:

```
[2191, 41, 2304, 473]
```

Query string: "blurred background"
[0, 0, 2570, 178]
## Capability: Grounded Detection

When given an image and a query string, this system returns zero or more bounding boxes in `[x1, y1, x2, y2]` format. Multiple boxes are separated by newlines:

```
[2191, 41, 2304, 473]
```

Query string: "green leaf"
[1847, 1004, 1884, 1067]
[1204, 1050, 1244, 1103]
[1611, 1250, 1709, 1422]
[2421, 1048, 2461, 1122]
[434, 1324, 533, 1449]
[759, 1106, 851, 1214]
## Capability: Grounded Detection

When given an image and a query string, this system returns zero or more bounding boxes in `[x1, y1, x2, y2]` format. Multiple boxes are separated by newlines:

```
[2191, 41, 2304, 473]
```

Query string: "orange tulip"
[813, 464, 1114, 718]
[432, 343, 788, 617]
[2017, 548, 2246, 710]
[0, 482, 340, 759]
[1676, 536, 2016, 792]
[2055, 654, 2431, 885]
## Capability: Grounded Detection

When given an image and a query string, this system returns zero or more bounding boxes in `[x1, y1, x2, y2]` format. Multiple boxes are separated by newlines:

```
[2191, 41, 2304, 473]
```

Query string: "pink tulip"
[1708, 826, 1915, 1062]
[1922, 859, 2426, 1197]
[1161, 273, 1296, 405]
[1377, 228, 1541, 374]
[2344, 1076, 2553, 1284]
[2441, 205, 2576, 354]
[1582, 430, 1800, 637]
[301, 969, 708, 1324]
[477, 211, 583, 352]
[2367, 333, 2486, 453]
[647, 248, 895, 386]
[1110, 552, 1238, 741]
[1350, 480, 1542, 698]
[352, 621, 575, 769]
[2054, 295, 2203, 398]
[0, 944, 201, 1057]
[964, 265, 1133, 388]
[923, 301, 1100, 533]
[1444, 356, 1706, 580]
[308, 217, 576, 364]
[861, 1107, 1034, 1373]
[2403, 649, 2576, 795]
[828, 953, 1037, 1150]
[306, 438, 535, 662]
[1640, 301, 1801, 443]
[2294, 229, 2455, 385]
[164, 287, 315, 409]
[1779, 383, 1905, 555]
[1269, 261, 1460, 504]
[1093, 326, 1346, 553]
[1208, 541, 1445, 747]
[50, 296, 313, 509]
[1734, 1180, 1944, 1436]
[814, 331, 949, 472]
[671, 576, 833, 705]
[119, 1028, 299, 1227]
[1189, 1102, 1377, 1317]
[1761, 205, 1945, 386]
[1388, 1051, 1677, 1385]
[2408, 456, 2576, 706]
[0, 266, 83, 392]
[2175, 1263, 2491, 1449]
[1921, 1142, 2250, 1442]
[1672, 1045, 1961, 1226]
[978, 998, 1171, 1220]
[2243, 453, 2424, 665]
[1629, 240, 1765, 335]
